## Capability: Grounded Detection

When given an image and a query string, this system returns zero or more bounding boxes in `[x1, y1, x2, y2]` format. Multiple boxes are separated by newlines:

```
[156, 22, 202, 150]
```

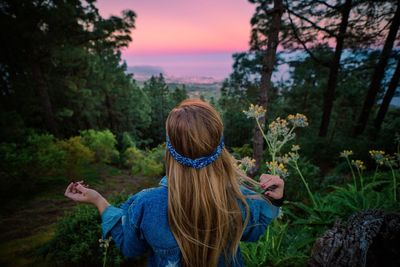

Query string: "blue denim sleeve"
[240, 186, 280, 242]
[101, 194, 149, 258]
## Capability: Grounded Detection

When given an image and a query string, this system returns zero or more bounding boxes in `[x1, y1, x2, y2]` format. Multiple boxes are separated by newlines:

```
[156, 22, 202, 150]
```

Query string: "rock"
[308, 210, 400, 267]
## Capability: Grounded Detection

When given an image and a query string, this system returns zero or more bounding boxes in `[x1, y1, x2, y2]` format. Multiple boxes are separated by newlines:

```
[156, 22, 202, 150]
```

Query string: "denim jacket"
[101, 176, 280, 267]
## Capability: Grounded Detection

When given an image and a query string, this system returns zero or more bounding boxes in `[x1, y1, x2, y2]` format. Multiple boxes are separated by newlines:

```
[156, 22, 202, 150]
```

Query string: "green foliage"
[40, 195, 133, 266]
[0, 132, 65, 198]
[241, 221, 311, 267]
[231, 144, 253, 159]
[123, 144, 165, 177]
[0, 0, 154, 140]
[218, 52, 261, 147]
[119, 132, 136, 152]
[142, 74, 175, 145]
[56, 136, 95, 180]
[285, 158, 322, 202]
[25, 133, 66, 177]
[171, 85, 188, 105]
[80, 130, 119, 164]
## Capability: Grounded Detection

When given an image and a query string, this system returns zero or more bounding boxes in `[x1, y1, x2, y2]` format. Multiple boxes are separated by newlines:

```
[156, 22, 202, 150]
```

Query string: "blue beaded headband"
[166, 135, 225, 169]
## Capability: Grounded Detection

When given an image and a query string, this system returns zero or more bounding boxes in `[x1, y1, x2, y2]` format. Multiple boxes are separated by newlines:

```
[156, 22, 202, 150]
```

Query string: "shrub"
[80, 130, 119, 164]
[56, 136, 95, 180]
[25, 133, 66, 177]
[40, 199, 130, 266]
[0, 133, 65, 198]
[231, 144, 253, 159]
[123, 146, 144, 170]
[241, 221, 311, 267]
[118, 132, 136, 152]
[140, 157, 164, 177]
[123, 145, 164, 177]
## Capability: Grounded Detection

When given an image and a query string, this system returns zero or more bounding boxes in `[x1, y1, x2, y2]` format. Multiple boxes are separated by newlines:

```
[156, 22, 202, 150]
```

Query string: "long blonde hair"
[166, 99, 254, 267]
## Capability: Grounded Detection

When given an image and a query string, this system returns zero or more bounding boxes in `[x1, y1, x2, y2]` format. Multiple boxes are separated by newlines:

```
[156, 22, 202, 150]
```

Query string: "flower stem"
[389, 165, 397, 202]
[255, 118, 277, 175]
[345, 157, 357, 190]
[103, 249, 107, 267]
[256, 118, 272, 151]
[356, 167, 364, 192]
[372, 165, 378, 183]
[294, 160, 317, 208]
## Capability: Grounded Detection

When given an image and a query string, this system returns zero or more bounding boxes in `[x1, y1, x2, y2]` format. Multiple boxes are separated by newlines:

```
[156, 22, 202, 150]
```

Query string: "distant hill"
[127, 65, 164, 81]
[127, 65, 223, 84]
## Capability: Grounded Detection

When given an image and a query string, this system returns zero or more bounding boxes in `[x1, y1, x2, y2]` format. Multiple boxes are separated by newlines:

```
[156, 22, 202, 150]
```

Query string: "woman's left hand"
[259, 174, 284, 199]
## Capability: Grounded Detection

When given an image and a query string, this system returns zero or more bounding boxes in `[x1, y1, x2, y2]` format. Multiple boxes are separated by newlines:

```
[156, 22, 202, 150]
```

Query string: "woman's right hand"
[64, 181, 110, 214]
[259, 174, 284, 199]
[64, 181, 101, 204]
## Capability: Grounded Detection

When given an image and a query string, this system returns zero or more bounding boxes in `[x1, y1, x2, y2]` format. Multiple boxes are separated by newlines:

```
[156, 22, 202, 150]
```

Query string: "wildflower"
[288, 151, 300, 162]
[384, 155, 398, 168]
[277, 208, 284, 220]
[287, 113, 309, 127]
[99, 236, 112, 249]
[276, 154, 290, 164]
[369, 150, 386, 165]
[351, 160, 366, 171]
[237, 156, 256, 170]
[243, 104, 266, 120]
[268, 117, 291, 139]
[266, 161, 289, 178]
[340, 150, 353, 158]
[291, 144, 300, 152]
[99, 236, 112, 267]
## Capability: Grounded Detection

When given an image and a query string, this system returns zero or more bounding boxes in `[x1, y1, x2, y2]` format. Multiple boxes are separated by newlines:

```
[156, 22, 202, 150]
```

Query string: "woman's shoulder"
[119, 185, 167, 212]
[132, 185, 167, 204]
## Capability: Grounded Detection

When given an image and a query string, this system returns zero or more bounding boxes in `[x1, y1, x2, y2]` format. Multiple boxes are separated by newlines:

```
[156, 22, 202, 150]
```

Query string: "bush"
[118, 132, 136, 152]
[123, 146, 144, 170]
[122, 144, 164, 177]
[56, 136, 95, 180]
[241, 221, 311, 267]
[0, 133, 65, 198]
[25, 133, 66, 177]
[80, 130, 119, 164]
[231, 144, 253, 159]
[40, 194, 132, 266]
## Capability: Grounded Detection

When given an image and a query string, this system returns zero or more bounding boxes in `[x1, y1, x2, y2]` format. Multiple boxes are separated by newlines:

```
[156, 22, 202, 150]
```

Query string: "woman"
[65, 99, 284, 267]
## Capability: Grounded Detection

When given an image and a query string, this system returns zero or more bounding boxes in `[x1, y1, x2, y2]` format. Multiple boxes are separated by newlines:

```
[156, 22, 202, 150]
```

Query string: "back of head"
[166, 99, 249, 267]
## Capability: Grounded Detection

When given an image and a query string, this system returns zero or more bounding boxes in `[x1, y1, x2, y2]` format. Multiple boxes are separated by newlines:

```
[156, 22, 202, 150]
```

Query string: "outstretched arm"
[64, 182, 149, 258]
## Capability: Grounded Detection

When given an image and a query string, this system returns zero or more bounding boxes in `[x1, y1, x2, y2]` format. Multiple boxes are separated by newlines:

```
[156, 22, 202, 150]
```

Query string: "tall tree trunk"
[319, 0, 352, 137]
[252, 0, 283, 172]
[374, 59, 400, 132]
[354, 2, 400, 136]
[31, 62, 58, 135]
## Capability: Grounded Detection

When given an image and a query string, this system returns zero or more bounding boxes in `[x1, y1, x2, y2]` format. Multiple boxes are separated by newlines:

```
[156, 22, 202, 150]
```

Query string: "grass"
[0, 225, 55, 267]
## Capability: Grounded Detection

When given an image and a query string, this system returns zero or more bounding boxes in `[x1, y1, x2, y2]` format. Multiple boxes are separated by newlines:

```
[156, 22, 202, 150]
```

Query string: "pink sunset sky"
[96, 0, 255, 80]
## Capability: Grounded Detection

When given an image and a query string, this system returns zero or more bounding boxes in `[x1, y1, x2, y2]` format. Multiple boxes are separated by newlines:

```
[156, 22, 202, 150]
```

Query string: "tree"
[171, 85, 188, 106]
[142, 74, 174, 145]
[285, 0, 396, 137]
[0, 0, 141, 140]
[248, 0, 284, 171]
[354, 1, 400, 136]
[374, 58, 400, 132]
[219, 52, 262, 147]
